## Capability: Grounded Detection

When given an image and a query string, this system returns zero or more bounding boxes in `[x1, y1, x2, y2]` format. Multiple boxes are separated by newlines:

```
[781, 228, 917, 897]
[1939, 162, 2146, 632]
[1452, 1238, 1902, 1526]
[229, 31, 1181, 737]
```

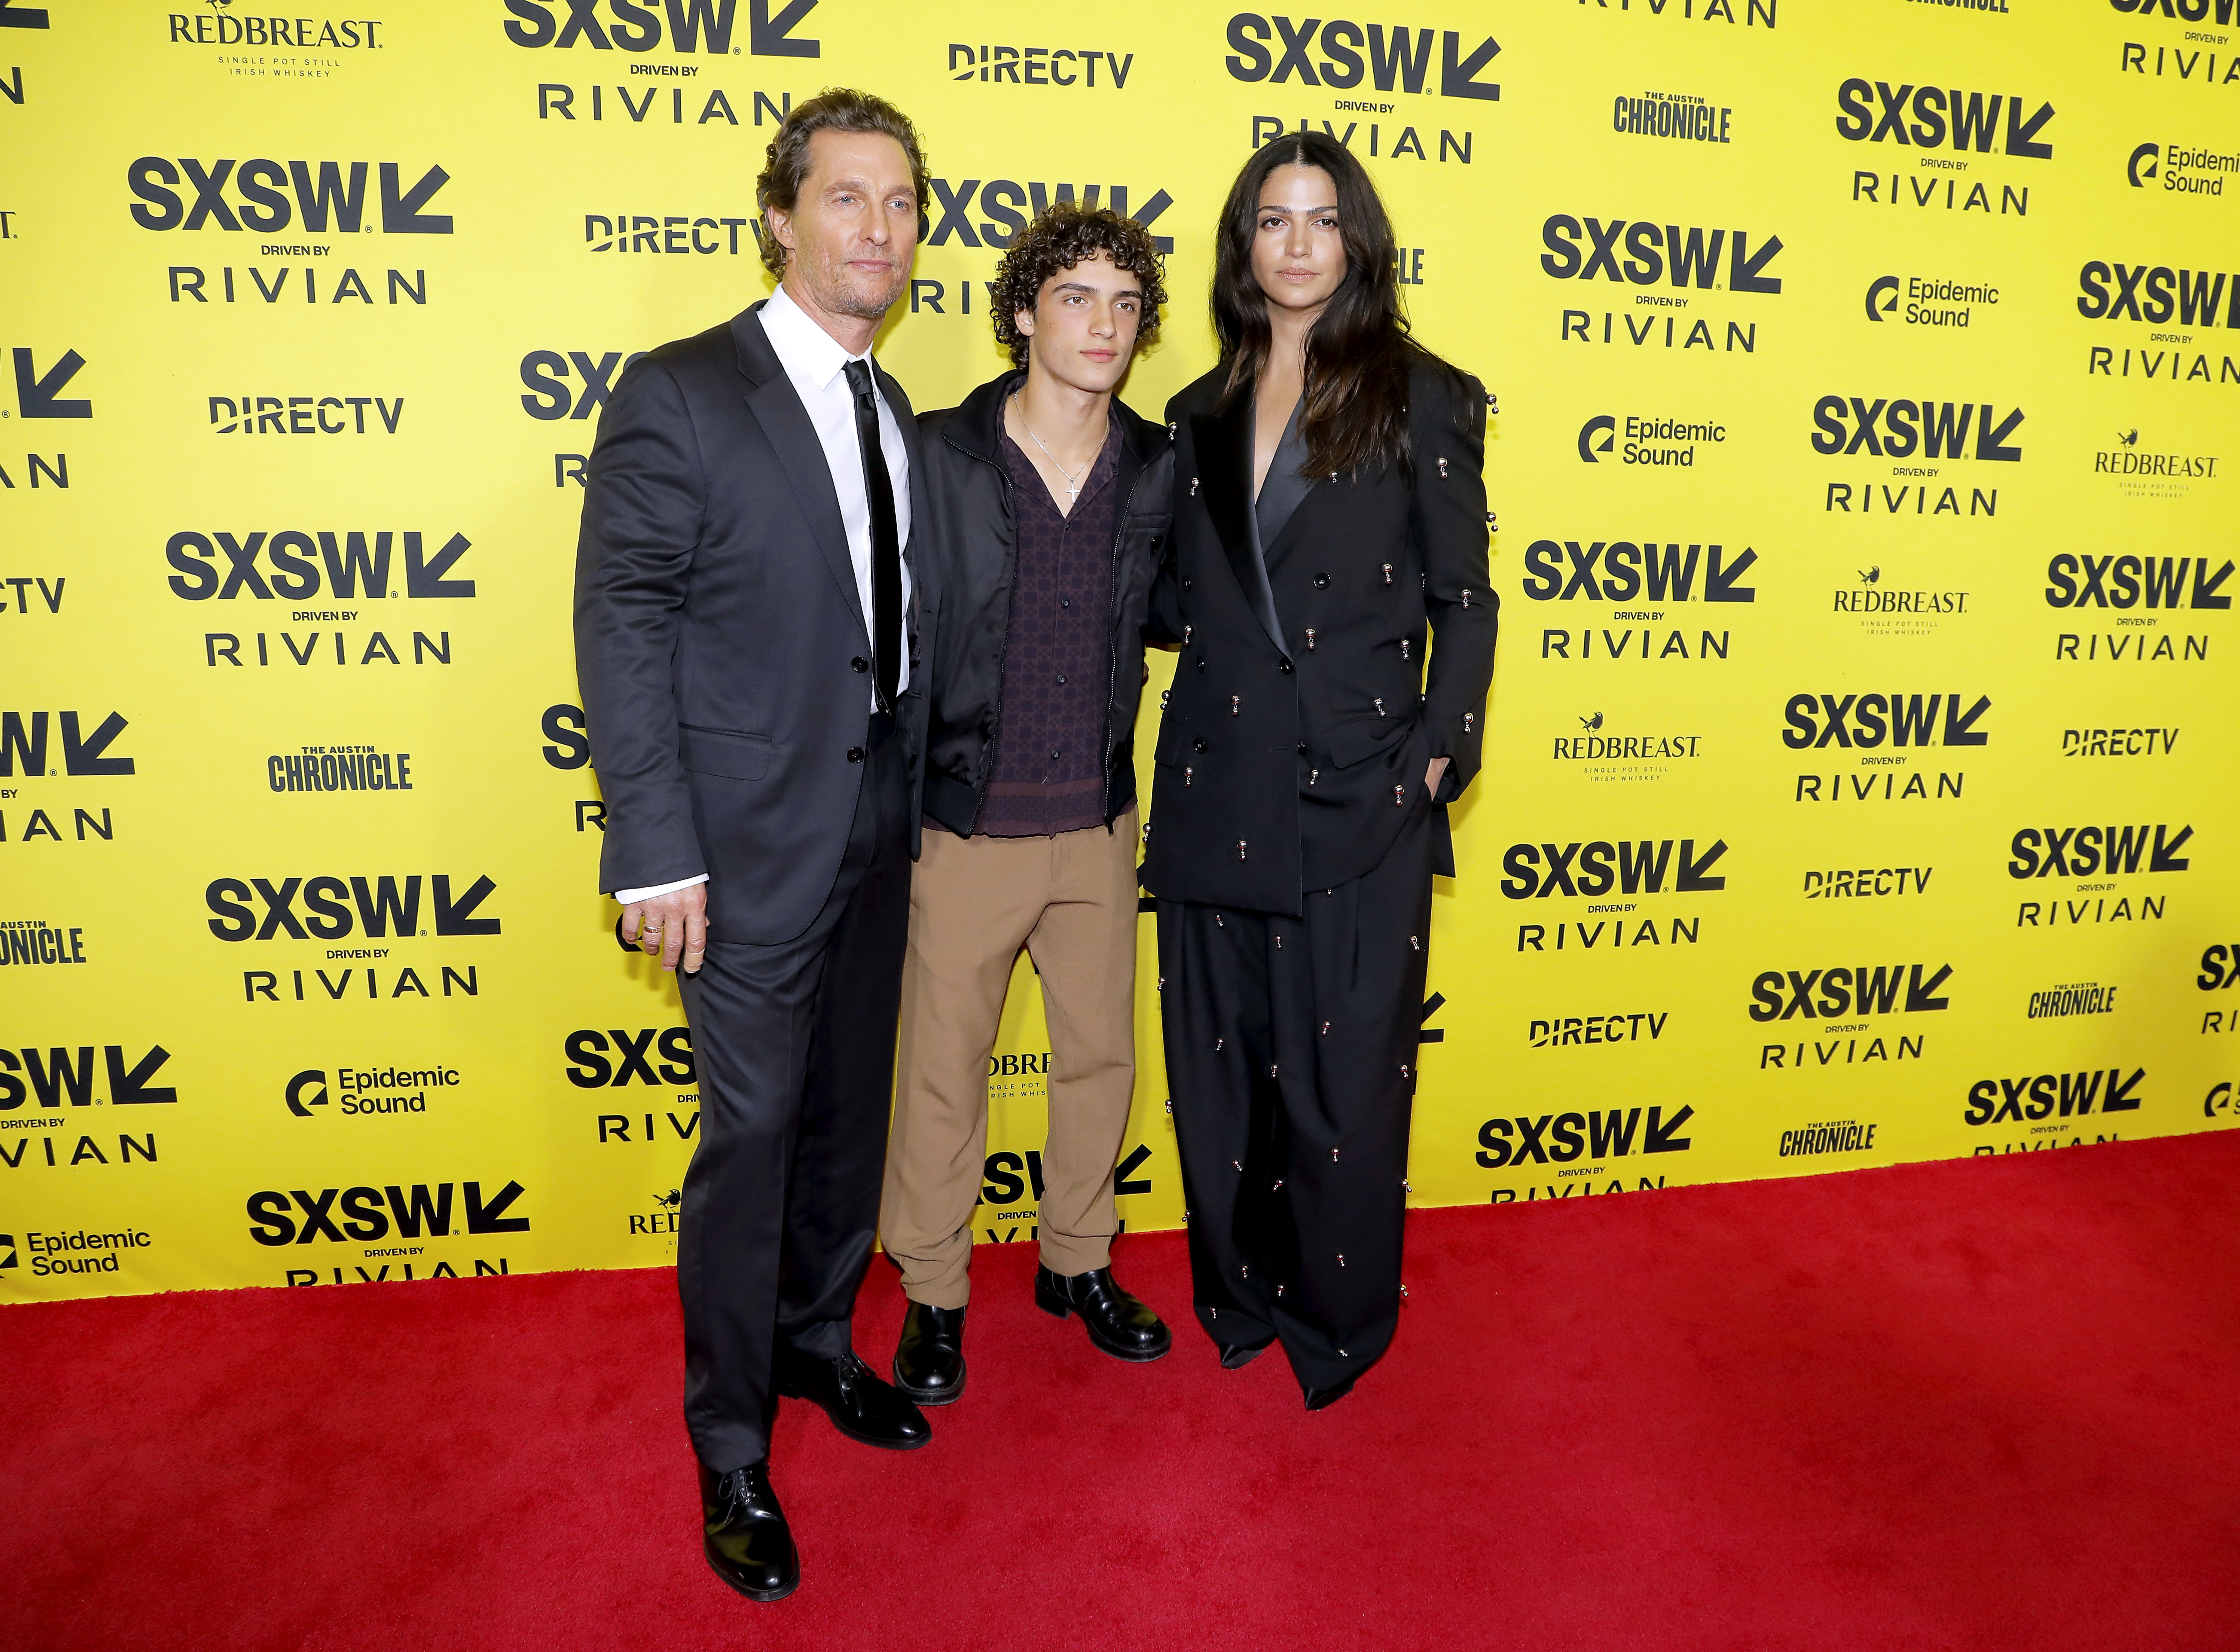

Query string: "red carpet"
[5, 1135, 2236, 1652]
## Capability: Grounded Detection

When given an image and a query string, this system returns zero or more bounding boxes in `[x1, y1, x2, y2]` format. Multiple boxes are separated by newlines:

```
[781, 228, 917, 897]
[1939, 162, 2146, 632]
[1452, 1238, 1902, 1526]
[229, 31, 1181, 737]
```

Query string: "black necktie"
[843, 358, 902, 713]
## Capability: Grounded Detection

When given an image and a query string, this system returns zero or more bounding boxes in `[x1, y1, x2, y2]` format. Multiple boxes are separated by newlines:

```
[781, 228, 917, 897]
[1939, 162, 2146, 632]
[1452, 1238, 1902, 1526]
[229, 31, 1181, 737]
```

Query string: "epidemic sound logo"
[1748, 963, 1953, 1021]
[11, 348, 91, 418]
[2076, 261, 2240, 326]
[1782, 691, 1990, 748]
[1835, 565, 1970, 616]
[285, 1063, 458, 1118]
[947, 43, 1135, 88]
[1475, 1105, 1693, 1168]
[1, 920, 87, 967]
[2028, 982, 2117, 1019]
[2128, 140, 2236, 197]
[128, 159, 452, 234]
[1222, 15, 1501, 100]
[927, 179, 1174, 254]
[1578, 413, 1727, 468]
[15, 1228, 152, 1278]
[1777, 1121, 1877, 1160]
[521, 350, 647, 420]
[2045, 551, 2232, 609]
[1834, 80, 2054, 159]
[0, 1044, 178, 1108]
[563, 1027, 696, 1087]
[166, 11, 383, 47]
[206, 873, 502, 939]
[1521, 539, 1756, 604]
[1501, 837, 1727, 898]
[166, 531, 475, 601]
[1964, 1068, 2143, 1126]
[246, 1178, 530, 1244]
[502, 0, 818, 55]
[1811, 397, 2023, 460]
[1540, 217, 1782, 292]
[1865, 274, 1998, 328]
[2006, 823, 2191, 878]
[0, 710, 135, 776]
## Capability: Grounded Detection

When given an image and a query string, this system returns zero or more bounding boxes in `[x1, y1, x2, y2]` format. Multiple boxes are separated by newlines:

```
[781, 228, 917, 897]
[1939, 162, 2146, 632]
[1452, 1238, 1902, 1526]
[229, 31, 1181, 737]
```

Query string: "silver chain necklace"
[1013, 395, 1089, 498]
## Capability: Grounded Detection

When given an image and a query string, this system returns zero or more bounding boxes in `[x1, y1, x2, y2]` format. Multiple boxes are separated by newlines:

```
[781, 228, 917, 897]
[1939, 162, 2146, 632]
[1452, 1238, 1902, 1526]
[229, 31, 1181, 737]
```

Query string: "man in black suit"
[573, 89, 938, 1604]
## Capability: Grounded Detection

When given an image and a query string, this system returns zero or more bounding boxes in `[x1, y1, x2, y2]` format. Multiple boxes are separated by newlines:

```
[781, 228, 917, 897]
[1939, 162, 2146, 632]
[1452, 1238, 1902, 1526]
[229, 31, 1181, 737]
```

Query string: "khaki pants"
[880, 808, 1140, 1308]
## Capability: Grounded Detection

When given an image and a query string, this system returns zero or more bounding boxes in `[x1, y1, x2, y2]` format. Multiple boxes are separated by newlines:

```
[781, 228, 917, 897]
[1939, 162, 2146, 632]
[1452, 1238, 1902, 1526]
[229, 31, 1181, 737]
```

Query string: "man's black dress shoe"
[1218, 1340, 1272, 1370]
[774, 1348, 932, 1450]
[892, 1301, 967, 1405]
[1034, 1265, 1171, 1361]
[698, 1460, 799, 1603]
[1303, 1374, 1358, 1411]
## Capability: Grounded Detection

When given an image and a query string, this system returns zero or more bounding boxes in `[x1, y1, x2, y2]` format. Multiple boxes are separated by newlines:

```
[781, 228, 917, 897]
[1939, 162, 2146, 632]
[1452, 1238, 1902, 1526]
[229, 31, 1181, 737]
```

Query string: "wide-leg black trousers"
[675, 714, 910, 1472]
[1156, 799, 1435, 1396]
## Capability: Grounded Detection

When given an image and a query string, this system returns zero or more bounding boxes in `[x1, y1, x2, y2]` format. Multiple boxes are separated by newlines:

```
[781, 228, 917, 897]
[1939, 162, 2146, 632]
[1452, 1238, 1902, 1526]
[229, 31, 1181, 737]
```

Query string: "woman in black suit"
[1143, 131, 1496, 1409]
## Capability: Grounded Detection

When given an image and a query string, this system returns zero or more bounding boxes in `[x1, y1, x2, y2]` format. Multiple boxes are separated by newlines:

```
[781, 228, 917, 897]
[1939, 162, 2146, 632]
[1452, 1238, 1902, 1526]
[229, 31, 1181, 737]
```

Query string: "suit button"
[1297, 742, 1308, 754]
[1182, 578, 1193, 592]
[846, 746, 866, 763]
[1278, 659, 1293, 673]
[850, 657, 869, 673]
[1193, 737, 1208, 753]
[1313, 573, 1330, 589]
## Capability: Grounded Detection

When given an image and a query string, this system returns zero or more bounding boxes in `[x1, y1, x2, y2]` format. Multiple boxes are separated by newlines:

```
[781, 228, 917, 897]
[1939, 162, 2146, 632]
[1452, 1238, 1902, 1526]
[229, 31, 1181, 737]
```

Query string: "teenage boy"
[880, 204, 1176, 1400]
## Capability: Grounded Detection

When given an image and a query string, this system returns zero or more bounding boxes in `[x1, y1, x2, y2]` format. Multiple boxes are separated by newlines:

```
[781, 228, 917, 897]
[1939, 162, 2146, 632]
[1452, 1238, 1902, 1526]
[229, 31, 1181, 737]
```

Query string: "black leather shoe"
[1219, 1340, 1272, 1370]
[774, 1348, 932, 1450]
[698, 1460, 799, 1603]
[892, 1301, 967, 1405]
[1303, 1374, 1358, 1411]
[1035, 1265, 1171, 1361]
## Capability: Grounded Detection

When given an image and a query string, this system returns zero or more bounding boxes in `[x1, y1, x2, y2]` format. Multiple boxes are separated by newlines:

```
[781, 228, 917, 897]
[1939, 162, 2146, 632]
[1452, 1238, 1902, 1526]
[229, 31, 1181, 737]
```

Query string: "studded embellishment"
[1164, 1098, 1173, 1112]
[1237, 839, 1248, 861]
[1381, 562, 1394, 585]
[1463, 711, 1475, 733]
[1409, 935, 1420, 950]
[1189, 476, 1200, 495]
[1399, 638, 1411, 661]
[1160, 689, 1171, 709]
[1331, 1148, 1340, 1161]
[1158, 976, 1165, 990]
[1401, 1064, 1412, 1079]
[1436, 457, 1449, 478]
[1374, 697, 1386, 715]
[1393, 784, 1406, 806]
[1196, 657, 1206, 671]
[1240, 1265, 1250, 1279]
[1232, 1160, 1242, 1171]
[1309, 769, 1319, 786]
[1402, 1179, 1412, 1192]
[1486, 511, 1497, 528]
[1337, 1254, 1346, 1268]
[1184, 766, 1193, 787]
[1183, 624, 1193, 645]
[1400, 1284, 1409, 1299]
[1230, 694, 1240, 715]
[1329, 470, 1339, 482]
[1276, 1283, 1286, 1298]
[1273, 1179, 1284, 1190]
[1215, 1036, 1224, 1050]
[1321, 1021, 1330, 1035]
[1486, 391, 1499, 411]
[1274, 934, 1283, 950]
[1168, 420, 1178, 435]
[1461, 589, 1474, 609]
[1304, 628, 1317, 650]
[1269, 1063, 1279, 1078]
[1142, 820, 1153, 841]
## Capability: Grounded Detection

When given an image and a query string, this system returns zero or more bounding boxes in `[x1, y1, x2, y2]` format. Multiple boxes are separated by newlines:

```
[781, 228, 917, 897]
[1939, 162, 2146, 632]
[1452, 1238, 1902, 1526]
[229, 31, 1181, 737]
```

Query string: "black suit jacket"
[1141, 359, 1496, 917]
[573, 301, 936, 946]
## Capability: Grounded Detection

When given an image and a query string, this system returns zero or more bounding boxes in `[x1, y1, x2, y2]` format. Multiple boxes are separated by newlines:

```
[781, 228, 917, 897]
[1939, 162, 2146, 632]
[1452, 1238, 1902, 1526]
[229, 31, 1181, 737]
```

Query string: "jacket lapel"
[731, 304, 867, 639]
[877, 357, 936, 651]
[1191, 398, 1286, 657]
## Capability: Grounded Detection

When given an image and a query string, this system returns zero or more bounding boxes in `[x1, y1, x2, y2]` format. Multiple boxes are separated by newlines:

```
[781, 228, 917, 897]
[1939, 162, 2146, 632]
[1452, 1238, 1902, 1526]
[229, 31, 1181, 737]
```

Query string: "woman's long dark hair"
[1211, 131, 1453, 480]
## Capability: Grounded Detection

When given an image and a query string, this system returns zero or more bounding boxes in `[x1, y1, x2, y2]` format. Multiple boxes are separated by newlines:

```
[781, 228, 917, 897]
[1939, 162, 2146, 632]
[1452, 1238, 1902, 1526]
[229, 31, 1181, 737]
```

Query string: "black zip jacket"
[916, 372, 1176, 840]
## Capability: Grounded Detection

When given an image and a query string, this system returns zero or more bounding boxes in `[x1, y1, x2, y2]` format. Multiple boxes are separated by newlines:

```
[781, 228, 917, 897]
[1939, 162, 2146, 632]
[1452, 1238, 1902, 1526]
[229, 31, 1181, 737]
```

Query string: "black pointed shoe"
[1035, 1265, 1172, 1361]
[1303, 1374, 1359, 1411]
[892, 1301, 967, 1405]
[774, 1348, 933, 1450]
[1218, 1340, 1273, 1370]
[698, 1460, 800, 1603]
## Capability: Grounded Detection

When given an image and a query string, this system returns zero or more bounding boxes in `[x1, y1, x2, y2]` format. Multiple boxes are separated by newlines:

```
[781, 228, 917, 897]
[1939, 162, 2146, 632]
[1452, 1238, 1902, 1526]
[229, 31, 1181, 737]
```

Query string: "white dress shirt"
[613, 283, 913, 907]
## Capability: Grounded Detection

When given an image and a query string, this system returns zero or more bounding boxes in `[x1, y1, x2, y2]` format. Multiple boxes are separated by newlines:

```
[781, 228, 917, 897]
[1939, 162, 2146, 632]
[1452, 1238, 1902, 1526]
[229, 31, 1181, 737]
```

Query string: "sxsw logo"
[0, 1044, 176, 1108]
[1223, 15, 1499, 99]
[927, 179, 1174, 254]
[10, 349, 90, 418]
[521, 350, 647, 420]
[1500, 837, 1728, 899]
[1474, 1106, 1693, 1168]
[1781, 692, 1990, 748]
[563, 1028, 696, 1087]
[500, 0, 817, 55]
[0, 711, 134, 777]
[1964, 1069, 2143, 1126]
[2045, 553, 2232, 610]
[1520, 539, 1756, 604]
[1748, 963, 1952, 1021]
[1834, 81, 2054, 159]
[2109, 1, 2240, 24]
[128, 159, 453, 234]
[2006, 824, 2191, 878]
[205, 874, 502, 940]
[246, 1179, 530, 1244]
[2075, 262, 2238, 326]
[166, 531, 475, 601]
[1811, 398, 2023, 461]
[1540, 217, 1782, 292]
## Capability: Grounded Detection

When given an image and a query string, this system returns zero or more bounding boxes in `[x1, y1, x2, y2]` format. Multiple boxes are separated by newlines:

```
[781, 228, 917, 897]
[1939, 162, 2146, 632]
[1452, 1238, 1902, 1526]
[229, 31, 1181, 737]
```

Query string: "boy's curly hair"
[989, 203, 1167, 370]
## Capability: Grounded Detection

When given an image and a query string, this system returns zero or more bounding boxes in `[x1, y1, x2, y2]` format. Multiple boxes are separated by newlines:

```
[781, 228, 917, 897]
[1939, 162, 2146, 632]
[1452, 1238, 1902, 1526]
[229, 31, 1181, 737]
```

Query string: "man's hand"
[1425, 756, 1451, 798]
[621, 883, 708, 974]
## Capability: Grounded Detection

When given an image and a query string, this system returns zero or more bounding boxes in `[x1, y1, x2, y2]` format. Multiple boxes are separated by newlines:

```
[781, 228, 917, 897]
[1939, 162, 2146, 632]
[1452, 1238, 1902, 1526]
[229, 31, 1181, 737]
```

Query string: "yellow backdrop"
[5, 0, 2236, 1300]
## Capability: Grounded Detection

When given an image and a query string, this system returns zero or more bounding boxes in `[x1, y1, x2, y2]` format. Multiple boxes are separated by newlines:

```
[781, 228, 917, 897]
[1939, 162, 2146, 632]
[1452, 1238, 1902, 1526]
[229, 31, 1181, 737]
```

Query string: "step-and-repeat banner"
[5, 2, 2236, 1300]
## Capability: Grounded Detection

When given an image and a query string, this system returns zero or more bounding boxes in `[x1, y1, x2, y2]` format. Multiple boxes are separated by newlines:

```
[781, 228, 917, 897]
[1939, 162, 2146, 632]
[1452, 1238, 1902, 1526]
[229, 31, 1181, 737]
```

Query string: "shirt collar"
[762, 281, 869, 393]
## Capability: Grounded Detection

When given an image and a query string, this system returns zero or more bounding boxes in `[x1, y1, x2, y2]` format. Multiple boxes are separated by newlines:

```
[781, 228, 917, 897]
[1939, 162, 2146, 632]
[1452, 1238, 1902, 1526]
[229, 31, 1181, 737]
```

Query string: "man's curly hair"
[990, 203, 1167, 370]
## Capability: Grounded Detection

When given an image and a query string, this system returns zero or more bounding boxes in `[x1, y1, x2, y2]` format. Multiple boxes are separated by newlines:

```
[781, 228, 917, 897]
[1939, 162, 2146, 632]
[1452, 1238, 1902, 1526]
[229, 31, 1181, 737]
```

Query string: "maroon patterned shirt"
[977, 416, 1122, 837]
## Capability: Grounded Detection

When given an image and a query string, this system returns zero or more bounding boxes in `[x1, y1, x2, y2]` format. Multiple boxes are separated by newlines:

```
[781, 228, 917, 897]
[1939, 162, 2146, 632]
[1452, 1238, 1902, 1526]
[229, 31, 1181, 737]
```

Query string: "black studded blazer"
[1141, 358, 1496, 917]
